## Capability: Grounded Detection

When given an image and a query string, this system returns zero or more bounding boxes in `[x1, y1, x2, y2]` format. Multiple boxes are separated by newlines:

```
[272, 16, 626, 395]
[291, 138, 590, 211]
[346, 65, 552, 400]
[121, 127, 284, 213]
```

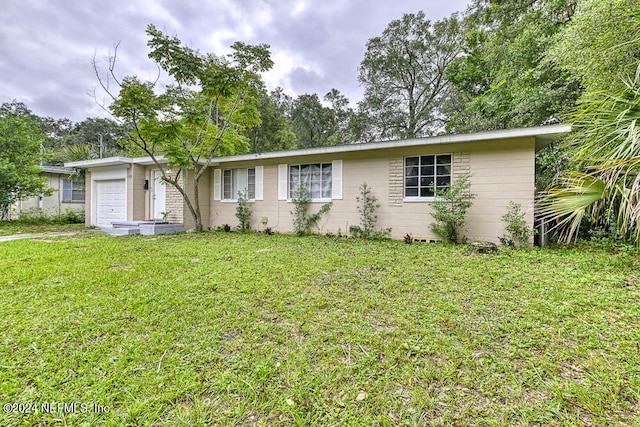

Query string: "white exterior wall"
[13, 172, 85, 218]
[206, 136, 537, 243]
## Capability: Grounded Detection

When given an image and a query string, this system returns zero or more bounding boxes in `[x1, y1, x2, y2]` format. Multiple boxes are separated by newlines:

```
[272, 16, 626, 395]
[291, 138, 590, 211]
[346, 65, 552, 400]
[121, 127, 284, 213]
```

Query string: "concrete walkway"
[0, 232, 78, 242]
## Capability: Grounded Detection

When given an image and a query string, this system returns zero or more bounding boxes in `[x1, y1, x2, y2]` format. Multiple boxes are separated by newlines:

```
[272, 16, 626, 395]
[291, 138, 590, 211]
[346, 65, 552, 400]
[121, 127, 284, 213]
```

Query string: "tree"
[348, 182, 391, 239]
[290, 184, 332, 236]
[63, 118, 128, 160]
[41, 118, 129, 164]
[235, 190, 252, 232]
[246, 90, 296, 153]
[0, 102, 51, 220]
[500, 201, 534, 248]
[323, 89, 356, 146]
[0, 101, 74, 166]
[289, 89, 358, 148]
[445, 0, 581, 133]
[290, 93, 334, 148]
[96, 24, 272, 231]
[539, 0, 640, 243]
[38, 116, 74, 163]
[358, 11, 463, 140]
[444, 0, 583, 193]
[540, 68, 640, 243]
[547, 0, 639, 94]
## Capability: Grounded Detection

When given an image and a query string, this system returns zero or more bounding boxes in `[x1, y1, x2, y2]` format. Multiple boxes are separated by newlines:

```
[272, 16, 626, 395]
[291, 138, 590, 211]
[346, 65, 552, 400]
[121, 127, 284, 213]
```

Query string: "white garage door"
[96, 179, 126, 227]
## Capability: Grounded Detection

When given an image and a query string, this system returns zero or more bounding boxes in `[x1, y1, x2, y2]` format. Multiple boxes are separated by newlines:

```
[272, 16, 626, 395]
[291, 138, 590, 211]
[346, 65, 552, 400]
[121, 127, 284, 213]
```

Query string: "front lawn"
[1, 232, 639, 425]
[0, 222, 87, 236]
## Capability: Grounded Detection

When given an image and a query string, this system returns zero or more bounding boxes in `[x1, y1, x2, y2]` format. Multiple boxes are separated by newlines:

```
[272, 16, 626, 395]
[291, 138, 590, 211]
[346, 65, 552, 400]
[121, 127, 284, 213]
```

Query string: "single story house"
[10, 166, 85, 219]
[66, 124, 570, 243]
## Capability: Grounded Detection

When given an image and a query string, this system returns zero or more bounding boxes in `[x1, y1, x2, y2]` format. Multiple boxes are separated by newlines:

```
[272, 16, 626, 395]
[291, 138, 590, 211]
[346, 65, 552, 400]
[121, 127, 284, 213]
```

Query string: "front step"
[139, 223, 183, 235]
[111, 220, 166, 228]
[100, 220, 183, 236]
[100, 227, 140, 236]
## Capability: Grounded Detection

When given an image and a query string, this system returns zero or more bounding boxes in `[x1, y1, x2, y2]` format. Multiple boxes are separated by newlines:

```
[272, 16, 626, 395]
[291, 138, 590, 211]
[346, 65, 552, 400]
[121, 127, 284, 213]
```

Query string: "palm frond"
[539, 172, 606, 242]
[543, 65, 640, 244]
[568, 68, 640, 163]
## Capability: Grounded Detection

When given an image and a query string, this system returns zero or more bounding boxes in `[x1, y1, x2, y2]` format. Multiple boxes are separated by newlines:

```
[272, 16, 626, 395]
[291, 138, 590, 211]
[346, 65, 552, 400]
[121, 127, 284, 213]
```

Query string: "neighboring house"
[66, 124, 570, 243]
[11, 166, 85, 218]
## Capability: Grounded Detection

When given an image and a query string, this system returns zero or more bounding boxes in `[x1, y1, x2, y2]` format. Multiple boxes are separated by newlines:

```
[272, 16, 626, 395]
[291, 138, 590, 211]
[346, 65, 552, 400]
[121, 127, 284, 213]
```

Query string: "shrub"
[53, 209, 85, 224]
[7, 208, 85, 225]
[15, 208, 50, 224]
[235, 190, 252, 233]
[291, 185, 332, 236]
[429, 174, 476, 243]
[349, 182, 391, 239]
[499, 202, 534, 248]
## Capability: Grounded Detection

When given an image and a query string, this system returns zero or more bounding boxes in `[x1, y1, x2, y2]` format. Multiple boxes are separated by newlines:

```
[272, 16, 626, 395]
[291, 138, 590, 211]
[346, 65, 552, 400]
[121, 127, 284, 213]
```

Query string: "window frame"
[288, 162, 333, 202]
[403, 154, 452, 202]
[221, 167, 256, 202]
[62, 177, 85, 203]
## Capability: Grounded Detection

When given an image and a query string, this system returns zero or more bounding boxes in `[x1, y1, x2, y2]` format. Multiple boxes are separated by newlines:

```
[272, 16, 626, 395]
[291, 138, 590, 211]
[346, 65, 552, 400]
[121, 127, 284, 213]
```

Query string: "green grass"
[0, 222, 87, 236]
[1, 232, 639, 425]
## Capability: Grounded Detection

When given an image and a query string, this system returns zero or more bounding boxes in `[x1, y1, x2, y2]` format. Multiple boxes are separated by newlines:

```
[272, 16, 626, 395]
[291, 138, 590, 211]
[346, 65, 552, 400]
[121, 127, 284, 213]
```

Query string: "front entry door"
[151, 170, 167, 220]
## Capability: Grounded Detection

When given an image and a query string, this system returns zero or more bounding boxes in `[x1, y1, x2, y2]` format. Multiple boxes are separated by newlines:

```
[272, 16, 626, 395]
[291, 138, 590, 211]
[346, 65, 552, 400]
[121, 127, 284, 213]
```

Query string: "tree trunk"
[173, 168, 203, 233]
[192, 174, 203, 232]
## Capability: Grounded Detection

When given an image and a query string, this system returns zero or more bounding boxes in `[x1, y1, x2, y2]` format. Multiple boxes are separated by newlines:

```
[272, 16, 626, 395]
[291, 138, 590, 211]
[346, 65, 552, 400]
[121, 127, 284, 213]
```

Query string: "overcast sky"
[1, 0, 471, 123]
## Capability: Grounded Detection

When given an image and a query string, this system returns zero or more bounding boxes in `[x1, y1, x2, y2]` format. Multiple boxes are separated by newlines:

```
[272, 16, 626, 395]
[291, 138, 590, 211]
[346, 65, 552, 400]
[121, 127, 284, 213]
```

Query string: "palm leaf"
[542, 65, 640, 244]
[539, 172, 606, 242]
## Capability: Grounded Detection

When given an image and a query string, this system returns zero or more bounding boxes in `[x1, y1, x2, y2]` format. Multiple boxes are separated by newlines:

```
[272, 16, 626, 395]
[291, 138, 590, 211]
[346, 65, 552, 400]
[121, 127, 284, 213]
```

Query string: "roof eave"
[64, 124, 572, 169]
[213, 123, 572, 164]
[65, 156, 166, 168]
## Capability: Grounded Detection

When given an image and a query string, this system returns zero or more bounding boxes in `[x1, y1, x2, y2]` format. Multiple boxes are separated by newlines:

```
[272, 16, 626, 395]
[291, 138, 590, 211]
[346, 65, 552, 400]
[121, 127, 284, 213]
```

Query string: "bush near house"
[430, 174, 476, 243]
[500, 201, 535, 248]
[0, 232, 639, 425]
[3, 208, 84, 225]
[349, 182, 391, 239]
[291, 184, 332, 236]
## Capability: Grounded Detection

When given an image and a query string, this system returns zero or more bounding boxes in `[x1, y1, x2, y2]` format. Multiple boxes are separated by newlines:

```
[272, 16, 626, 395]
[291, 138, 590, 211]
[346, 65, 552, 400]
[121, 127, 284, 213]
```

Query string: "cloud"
[0, 0, 471, 122]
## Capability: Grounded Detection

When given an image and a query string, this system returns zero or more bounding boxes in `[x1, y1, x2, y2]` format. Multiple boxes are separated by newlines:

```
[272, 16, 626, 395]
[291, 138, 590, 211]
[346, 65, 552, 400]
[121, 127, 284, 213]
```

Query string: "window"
[62, 178, 85, 203]
[289, 163, 332, 199]
[223, 168, 255, 200]
[404, 155, 451, 198]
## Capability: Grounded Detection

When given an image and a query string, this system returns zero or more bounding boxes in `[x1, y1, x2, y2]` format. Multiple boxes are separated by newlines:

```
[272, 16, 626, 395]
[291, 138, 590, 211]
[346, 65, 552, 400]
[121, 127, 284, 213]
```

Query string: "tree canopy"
[548, 0, 639, 94]
[246, 90, 296, 153]
[445, 0, 581, 133]
[539, 0, 640, 243]
[0, 102, 51, 219]
[98, 24, 273, 231]
[358, 12, 463, 140]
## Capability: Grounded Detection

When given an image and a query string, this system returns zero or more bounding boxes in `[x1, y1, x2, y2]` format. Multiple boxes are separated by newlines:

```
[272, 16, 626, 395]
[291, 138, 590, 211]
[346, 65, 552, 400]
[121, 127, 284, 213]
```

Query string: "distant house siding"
[14, 171, 85, 219]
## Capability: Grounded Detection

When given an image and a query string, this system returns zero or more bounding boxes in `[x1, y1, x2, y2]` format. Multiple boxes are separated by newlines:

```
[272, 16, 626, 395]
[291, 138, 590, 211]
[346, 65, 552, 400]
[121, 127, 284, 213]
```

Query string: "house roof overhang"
[211, 123, 571, 165]
[65, 156, 166, 169]
[64, 124, 571, 169]
[40, 165, 76, 175]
